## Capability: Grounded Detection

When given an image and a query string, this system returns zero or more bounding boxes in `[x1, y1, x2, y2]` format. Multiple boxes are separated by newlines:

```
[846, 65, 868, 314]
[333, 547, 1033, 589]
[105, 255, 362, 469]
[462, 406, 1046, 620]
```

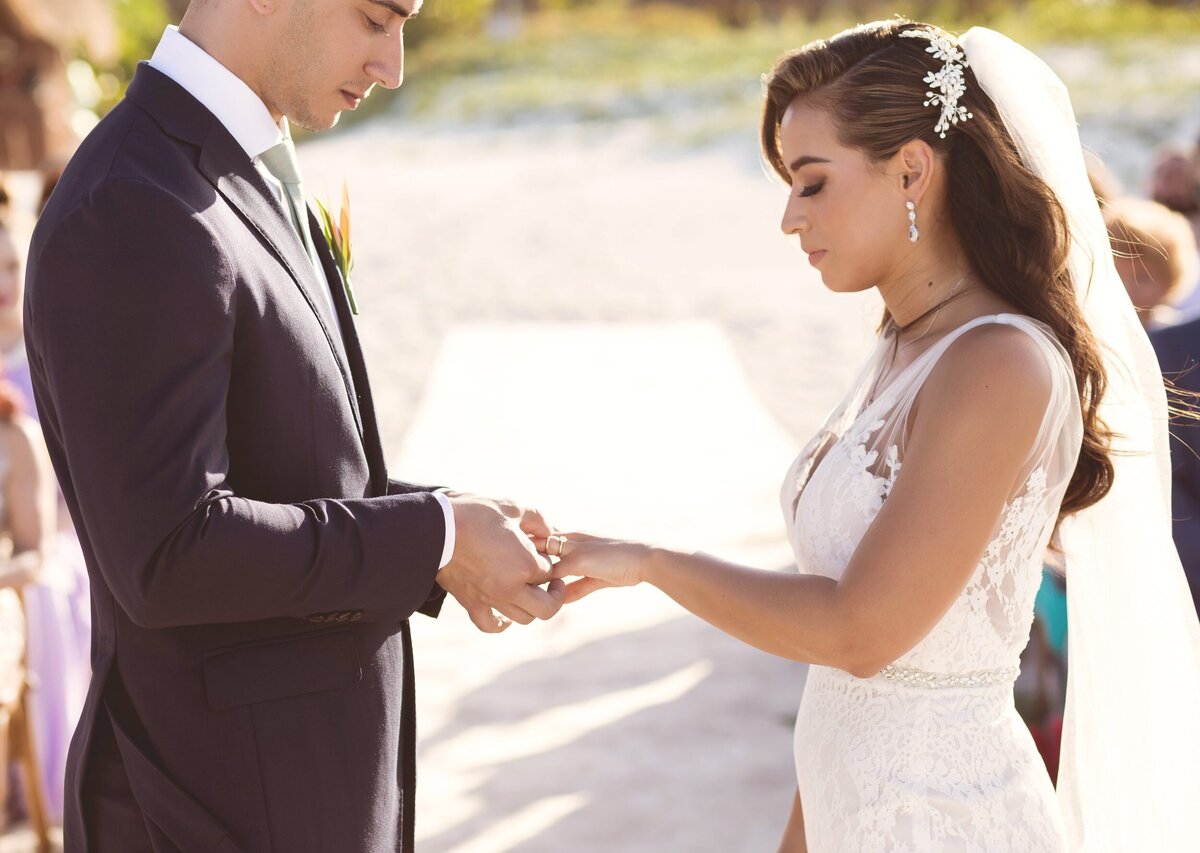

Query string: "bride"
[541, 20, 1200, 853]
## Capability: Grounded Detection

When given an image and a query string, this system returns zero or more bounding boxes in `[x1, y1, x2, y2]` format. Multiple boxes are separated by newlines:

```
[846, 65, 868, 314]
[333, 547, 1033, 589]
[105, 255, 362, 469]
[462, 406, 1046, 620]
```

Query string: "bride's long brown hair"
[760, 19, 1114, 523]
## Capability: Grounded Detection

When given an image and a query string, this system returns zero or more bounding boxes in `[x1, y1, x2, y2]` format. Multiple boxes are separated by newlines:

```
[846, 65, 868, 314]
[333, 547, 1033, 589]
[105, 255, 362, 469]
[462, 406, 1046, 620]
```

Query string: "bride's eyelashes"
[797, 180, 826, 198]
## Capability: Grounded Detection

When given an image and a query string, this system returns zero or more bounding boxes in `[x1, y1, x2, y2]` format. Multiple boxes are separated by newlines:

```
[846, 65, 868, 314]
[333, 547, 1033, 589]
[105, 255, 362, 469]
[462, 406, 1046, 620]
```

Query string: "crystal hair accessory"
[899, 28, 974, 139]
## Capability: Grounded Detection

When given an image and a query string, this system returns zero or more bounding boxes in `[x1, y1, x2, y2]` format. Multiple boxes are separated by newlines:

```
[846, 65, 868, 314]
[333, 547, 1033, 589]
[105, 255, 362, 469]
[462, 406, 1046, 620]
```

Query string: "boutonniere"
[315, 182, 359, 315]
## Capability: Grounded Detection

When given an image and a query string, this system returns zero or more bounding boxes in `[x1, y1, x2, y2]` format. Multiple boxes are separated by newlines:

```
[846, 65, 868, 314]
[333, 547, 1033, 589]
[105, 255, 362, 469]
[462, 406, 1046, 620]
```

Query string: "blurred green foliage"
[90, 0, 1199, 122]
[1008, 0, 1200, 39]
[366, 0, 1198, 130]
[100, 0, 170, 112]
[406, 0, 494, 47]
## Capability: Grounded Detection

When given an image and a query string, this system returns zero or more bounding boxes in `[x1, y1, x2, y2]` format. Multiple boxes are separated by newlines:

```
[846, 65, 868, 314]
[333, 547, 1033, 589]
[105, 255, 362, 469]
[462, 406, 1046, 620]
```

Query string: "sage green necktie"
[259, 134, 321, 270]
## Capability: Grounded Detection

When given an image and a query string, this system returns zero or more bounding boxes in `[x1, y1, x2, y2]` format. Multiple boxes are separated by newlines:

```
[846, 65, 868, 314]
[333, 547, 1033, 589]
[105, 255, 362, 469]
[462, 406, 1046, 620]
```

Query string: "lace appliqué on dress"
[791, 462, 1066, 853]
[900, 465, 1051, 674]
[843, 419, 903, 520]
[789, 418, 902, 581]
[782, 316, 1075, 852]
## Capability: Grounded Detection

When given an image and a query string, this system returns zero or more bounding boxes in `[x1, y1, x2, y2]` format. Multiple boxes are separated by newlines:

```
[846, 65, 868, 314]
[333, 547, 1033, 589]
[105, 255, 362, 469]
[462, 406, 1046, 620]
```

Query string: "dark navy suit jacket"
[25, 63, 445, 852]
[1151, 316, 1200, 614]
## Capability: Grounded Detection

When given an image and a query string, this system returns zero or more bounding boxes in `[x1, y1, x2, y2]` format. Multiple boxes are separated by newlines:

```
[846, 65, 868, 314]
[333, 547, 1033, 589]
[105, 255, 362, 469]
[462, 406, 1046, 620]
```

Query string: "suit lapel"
[125, 63, 370, 457]
[298, 202, 354, 371]
[310, 214, 389, 496]
[196, 118, 366, 445]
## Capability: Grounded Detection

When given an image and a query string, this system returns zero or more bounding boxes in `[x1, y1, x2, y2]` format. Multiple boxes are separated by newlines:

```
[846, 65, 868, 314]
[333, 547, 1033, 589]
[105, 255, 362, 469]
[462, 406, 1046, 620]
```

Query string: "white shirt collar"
[148, 25, 284, 160]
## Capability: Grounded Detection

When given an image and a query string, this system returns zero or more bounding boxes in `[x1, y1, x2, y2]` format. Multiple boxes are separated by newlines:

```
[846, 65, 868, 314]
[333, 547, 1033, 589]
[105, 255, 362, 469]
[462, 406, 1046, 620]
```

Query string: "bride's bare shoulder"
[918, 320, 1057, 441]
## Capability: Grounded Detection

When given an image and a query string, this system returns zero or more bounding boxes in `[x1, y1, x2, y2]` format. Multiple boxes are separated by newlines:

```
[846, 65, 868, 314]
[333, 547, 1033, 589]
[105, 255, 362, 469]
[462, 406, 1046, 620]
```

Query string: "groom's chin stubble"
[290, 110, 341, 133]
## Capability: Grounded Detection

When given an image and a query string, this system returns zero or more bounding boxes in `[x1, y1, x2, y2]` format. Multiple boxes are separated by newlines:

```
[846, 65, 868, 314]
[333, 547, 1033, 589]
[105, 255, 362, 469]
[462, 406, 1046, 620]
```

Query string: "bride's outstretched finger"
[549, 537, 604, 580]
[550, 544, 592, 582]
[553, 536, 651, 588]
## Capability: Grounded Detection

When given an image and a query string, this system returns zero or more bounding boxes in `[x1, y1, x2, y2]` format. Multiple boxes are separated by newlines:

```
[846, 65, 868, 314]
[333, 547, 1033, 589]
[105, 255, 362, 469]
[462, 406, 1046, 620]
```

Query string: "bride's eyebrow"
[789, 155, 831, 174]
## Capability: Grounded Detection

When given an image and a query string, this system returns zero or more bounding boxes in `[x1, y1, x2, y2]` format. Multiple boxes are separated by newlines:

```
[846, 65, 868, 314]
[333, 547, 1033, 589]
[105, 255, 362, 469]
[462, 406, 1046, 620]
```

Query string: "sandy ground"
[297, 118, 883, 448]
[393, 322, 815, 850]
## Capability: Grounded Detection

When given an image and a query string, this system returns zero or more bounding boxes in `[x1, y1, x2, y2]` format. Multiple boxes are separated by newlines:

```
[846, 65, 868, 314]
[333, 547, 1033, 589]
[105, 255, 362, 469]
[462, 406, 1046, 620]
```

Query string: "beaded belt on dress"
[878, 663, 1018, 689]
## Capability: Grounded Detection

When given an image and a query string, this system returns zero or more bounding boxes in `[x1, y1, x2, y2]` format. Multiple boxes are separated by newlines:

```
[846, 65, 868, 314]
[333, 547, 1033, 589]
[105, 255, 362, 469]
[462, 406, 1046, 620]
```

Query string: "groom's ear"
[892, 139, 936, 206]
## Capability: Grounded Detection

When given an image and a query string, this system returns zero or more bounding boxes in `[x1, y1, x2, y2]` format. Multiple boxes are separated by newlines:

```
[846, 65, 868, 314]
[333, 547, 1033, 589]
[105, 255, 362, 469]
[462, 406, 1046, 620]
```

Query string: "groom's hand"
[437, 494, 565, 633]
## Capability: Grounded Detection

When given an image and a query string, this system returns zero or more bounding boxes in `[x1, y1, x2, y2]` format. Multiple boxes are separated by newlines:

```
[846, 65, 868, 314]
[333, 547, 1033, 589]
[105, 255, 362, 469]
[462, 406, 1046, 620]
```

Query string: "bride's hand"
[533, 532, 654, 603]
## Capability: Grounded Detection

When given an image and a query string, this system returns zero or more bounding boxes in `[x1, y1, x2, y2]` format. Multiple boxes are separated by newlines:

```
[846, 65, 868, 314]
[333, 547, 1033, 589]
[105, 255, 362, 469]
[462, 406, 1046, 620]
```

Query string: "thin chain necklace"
[866, 275, 975, 405]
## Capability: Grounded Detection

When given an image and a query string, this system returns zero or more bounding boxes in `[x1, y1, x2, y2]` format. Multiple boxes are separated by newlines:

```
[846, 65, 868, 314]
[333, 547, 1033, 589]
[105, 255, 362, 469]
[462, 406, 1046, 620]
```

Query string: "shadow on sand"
[418, 601, 806, 853]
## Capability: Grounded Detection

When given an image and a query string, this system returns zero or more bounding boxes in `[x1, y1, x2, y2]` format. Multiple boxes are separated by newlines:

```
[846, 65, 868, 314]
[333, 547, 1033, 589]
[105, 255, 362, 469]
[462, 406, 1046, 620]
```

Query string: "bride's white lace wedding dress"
[781, 313, 1082, 852]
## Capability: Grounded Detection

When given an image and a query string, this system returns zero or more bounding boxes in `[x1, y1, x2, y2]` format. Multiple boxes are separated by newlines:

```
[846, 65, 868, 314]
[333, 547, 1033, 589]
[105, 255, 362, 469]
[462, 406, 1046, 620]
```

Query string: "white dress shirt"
[148, 26, 455, 569]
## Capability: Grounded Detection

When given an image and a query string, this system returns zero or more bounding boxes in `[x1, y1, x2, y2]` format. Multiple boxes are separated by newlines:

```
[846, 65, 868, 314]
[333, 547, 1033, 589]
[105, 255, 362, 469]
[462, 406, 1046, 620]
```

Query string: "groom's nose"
[367, 33, 406, 90]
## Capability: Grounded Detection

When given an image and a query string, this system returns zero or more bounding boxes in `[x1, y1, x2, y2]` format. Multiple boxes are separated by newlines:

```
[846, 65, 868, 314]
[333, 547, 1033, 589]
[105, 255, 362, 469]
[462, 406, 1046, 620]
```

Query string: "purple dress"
[6, 341, 91, 823]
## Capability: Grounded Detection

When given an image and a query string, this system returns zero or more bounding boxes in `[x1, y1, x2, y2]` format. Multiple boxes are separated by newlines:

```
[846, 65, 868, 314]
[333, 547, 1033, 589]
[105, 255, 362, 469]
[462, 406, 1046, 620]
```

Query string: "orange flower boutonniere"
[315, 182, 358, 315]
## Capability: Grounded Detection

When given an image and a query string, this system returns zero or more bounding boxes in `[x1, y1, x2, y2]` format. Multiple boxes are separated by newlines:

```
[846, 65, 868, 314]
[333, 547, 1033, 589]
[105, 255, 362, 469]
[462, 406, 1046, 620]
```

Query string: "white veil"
[958, 26, 1200, 851]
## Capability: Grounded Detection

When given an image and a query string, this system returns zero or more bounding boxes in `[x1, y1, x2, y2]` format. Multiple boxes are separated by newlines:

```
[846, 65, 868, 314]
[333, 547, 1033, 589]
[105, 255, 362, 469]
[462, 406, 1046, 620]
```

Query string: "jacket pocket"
[203, 628, 361, 711]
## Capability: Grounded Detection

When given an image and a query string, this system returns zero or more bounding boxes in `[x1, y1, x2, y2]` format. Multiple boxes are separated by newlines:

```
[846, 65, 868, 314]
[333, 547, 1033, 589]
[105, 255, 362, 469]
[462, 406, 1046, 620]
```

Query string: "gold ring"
[550, 535, 566, 558]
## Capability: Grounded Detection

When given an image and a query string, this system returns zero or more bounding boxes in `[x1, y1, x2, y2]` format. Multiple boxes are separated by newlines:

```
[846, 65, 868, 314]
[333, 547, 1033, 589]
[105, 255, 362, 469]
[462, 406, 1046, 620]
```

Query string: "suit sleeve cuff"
[432, 489, 456, 570]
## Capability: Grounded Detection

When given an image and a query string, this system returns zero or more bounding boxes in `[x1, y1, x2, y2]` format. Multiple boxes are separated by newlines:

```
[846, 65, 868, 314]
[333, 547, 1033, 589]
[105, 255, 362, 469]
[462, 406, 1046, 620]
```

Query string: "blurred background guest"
[0, 377, 46, 590]
[1150, 144, 1200, 321]
[1151, 143, 1200, 246]
[0, 369, 46, 846]
[1150, 316, 1200, 616]
[1151, 311, 1200, 615]
[0, 189, 33, 412]
[1145, 139, 1200, 616]
[0, 1, 77, 176]
[0, 363, 57, 835]
[0, 207, 88, 830]
[1106, 185, 1200, 613]
[1105, 195, 1199, 330]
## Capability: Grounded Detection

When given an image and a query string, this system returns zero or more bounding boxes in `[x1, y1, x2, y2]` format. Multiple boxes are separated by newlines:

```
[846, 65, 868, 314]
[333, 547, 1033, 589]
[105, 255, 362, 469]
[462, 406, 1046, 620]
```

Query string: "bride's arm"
[551, 326, 1054, 676]
[778, 788, 807, 853]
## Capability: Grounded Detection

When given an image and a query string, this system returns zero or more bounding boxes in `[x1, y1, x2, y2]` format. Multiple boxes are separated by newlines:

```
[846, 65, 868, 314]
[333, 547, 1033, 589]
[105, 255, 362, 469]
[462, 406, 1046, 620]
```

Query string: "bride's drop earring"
[906, 200, 919, 243]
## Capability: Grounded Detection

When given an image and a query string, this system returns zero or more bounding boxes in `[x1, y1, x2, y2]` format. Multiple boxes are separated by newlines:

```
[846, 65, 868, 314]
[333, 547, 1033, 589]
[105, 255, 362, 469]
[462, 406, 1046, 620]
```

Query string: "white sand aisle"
[397, 322, 805, 852]
[298, 121, 882, 449]
[300, 121, 879, 851]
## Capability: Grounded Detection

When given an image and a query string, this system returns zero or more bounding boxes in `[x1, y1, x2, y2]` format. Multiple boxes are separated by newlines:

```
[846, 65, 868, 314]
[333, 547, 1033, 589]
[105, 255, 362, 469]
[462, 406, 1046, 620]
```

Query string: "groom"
[24, 1, 562, 850]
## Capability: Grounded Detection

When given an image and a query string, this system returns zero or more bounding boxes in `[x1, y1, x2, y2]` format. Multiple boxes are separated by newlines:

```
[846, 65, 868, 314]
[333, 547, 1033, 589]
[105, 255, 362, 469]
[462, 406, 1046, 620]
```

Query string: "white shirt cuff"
[432, 490, 456, 571]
